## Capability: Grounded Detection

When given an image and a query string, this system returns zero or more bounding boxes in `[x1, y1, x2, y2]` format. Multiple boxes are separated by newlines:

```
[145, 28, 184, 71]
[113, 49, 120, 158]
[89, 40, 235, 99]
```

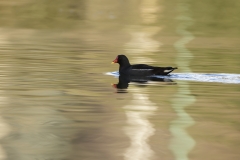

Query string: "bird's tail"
[153, 67, 178, 75]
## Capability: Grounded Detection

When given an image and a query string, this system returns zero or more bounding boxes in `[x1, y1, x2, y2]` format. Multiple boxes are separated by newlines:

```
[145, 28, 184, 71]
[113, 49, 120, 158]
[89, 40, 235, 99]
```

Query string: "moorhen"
[111, 55, 178, 76]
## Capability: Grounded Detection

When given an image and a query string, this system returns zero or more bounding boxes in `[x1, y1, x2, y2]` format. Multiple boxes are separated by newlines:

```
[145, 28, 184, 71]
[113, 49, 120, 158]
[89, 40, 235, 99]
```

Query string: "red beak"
[111, 57, 118, 64]
[112, 84, 117, 88]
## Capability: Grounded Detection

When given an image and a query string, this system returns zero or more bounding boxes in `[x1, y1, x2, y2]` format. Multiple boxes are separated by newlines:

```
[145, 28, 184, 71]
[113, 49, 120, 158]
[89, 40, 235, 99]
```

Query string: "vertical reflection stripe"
[123, 0, 162, 159]
[123, 91, 157, 160]
[169, 1, 196, 160]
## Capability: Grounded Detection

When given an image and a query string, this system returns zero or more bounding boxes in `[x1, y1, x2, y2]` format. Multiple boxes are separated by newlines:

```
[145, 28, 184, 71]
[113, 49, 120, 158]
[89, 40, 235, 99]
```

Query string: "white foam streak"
[156, 73, 240, 84]
[106, 72, 240, 84]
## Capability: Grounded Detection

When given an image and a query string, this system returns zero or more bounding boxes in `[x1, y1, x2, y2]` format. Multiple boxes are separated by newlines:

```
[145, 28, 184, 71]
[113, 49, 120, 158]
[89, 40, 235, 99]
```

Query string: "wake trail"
[106, 72, 240, 84]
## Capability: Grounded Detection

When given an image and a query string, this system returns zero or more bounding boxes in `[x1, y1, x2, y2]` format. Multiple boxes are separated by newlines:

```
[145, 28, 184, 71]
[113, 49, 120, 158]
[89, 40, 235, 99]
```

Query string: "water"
[107, 72, 240, 84]
[0, 0, 240, 160]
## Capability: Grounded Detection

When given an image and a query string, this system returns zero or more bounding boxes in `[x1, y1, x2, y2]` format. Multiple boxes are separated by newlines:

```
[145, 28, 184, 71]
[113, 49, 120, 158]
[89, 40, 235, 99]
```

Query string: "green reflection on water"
[169, 1, 196, 160]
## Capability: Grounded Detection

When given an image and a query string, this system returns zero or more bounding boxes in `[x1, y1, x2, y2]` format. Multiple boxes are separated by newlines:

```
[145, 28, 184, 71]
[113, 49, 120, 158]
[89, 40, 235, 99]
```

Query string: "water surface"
[0, 0, 240, 160]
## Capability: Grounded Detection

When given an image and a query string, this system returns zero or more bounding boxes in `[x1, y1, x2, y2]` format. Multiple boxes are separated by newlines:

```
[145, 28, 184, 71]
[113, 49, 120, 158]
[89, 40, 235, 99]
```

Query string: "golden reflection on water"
[123, 0, 162, 159]
[124, 0, 161, 64]
[123, 90, 157, 160]
[140, 0, 159, 24]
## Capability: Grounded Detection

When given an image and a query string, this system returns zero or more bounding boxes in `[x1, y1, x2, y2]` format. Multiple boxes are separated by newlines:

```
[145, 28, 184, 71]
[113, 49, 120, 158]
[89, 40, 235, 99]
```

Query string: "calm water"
[0, 0, 240, 160]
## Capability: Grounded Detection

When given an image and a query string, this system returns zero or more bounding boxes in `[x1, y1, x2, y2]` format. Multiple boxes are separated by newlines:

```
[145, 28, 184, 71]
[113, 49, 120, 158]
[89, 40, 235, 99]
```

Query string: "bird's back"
[131, 64, 177, 75]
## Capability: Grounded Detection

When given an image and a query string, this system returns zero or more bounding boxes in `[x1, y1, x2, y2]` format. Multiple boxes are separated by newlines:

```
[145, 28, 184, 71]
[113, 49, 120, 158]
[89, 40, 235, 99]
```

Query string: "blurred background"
[0, 0, 240, 160]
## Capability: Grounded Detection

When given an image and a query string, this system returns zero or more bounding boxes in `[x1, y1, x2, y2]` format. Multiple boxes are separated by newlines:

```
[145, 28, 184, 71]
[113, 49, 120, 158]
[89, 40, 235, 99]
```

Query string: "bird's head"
[111, 55, 130, 66]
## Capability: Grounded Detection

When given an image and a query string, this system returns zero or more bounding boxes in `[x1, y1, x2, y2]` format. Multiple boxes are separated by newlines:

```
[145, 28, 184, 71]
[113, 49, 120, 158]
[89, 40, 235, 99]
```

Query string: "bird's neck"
[119, 62, 130, 69]
[120, 60, 131, 67]
[119, 62, 131, 74]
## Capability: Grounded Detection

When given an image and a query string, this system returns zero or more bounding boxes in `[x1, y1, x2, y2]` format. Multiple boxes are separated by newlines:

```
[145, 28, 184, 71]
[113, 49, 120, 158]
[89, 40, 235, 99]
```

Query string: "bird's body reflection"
[113, 75, 175, 92]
